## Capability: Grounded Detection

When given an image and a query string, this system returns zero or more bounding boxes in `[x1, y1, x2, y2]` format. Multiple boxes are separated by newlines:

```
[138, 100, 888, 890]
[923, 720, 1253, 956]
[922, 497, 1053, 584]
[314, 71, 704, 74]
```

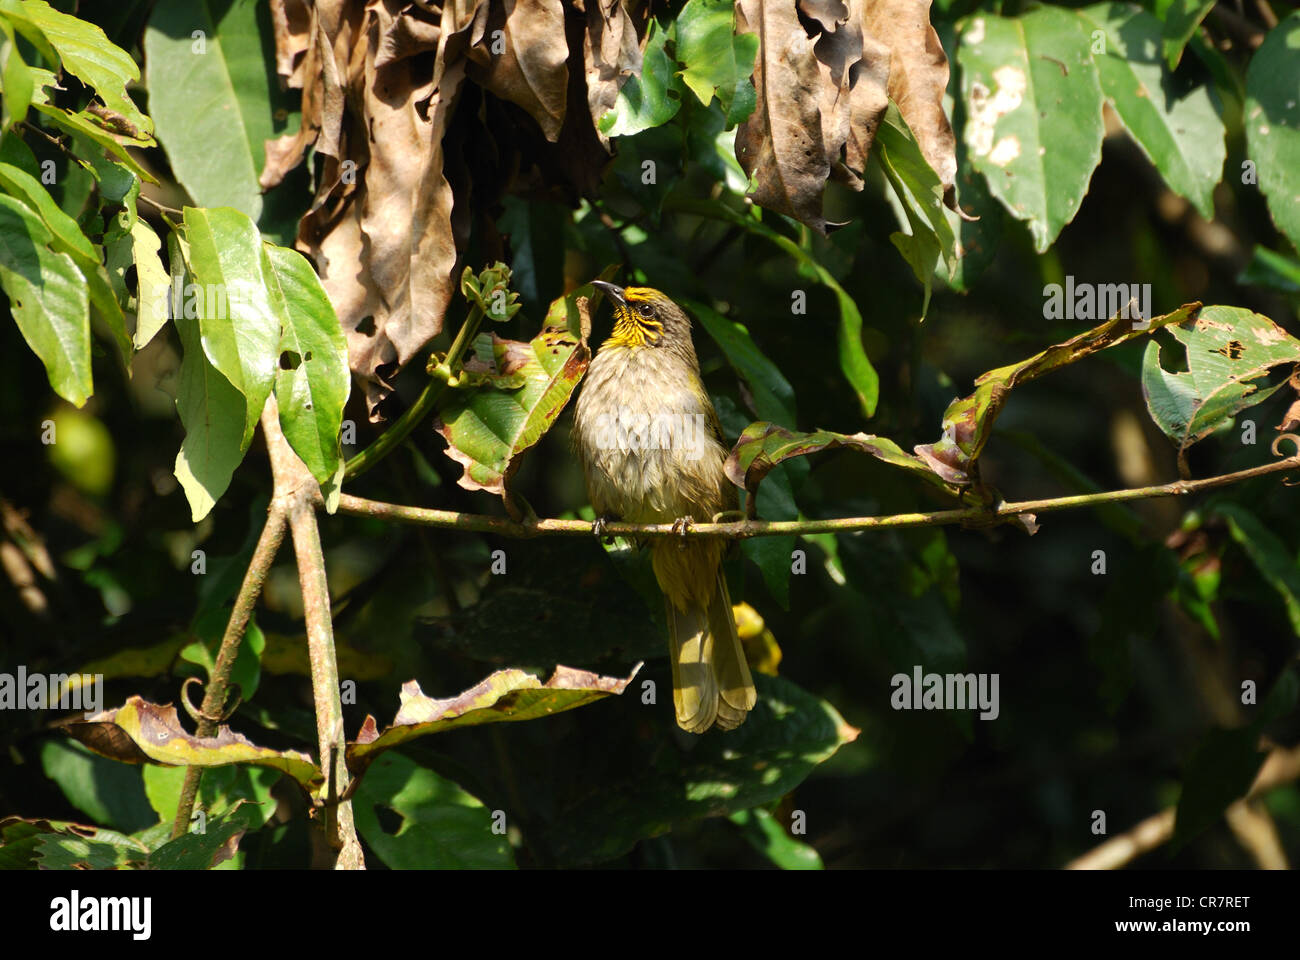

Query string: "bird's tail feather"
[665, 571, 756, 733]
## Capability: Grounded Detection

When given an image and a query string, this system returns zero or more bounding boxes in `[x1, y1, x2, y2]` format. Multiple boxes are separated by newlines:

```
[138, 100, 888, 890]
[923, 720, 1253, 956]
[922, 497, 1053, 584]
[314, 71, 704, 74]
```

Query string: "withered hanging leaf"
[434, 324, 591, 500]
[735, 0, 955, 231]
[915, 302, 1202, 488]
[347, 664, 641, 774]
[726, 422, 951, 518]
[466, 0, 570, 141]
[735, 0, 835, 231]
[813, 1, 889, 190]
[582, 0, 642, 145]
[62, 697, 322, 792]
[860, 0, 956, 204]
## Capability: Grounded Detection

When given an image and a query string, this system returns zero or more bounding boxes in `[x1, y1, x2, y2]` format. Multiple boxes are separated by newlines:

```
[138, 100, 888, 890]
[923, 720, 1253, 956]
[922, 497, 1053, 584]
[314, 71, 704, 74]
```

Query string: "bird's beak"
[591, 280, 626, 306]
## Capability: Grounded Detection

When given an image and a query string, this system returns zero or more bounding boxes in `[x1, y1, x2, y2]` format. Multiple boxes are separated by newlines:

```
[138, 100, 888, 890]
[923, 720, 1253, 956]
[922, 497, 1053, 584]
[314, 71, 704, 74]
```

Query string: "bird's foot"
[671, 516, 693, 550]
[592, 514, 616, 544]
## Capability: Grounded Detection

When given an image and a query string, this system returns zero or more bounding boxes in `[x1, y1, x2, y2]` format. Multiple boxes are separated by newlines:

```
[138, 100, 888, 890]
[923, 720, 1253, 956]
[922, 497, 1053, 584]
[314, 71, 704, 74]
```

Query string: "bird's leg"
[671, 516, 693, 550]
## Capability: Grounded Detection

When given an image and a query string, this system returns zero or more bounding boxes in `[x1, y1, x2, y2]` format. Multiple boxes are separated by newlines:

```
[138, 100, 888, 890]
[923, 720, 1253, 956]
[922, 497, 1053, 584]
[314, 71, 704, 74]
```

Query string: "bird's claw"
[671, 516, 692, 549]
[592, 515, 615, 543]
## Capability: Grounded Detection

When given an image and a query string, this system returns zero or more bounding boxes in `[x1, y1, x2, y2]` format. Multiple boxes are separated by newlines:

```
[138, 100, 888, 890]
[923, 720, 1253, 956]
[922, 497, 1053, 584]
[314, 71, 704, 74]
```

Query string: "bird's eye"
[636, 302, 654, 319]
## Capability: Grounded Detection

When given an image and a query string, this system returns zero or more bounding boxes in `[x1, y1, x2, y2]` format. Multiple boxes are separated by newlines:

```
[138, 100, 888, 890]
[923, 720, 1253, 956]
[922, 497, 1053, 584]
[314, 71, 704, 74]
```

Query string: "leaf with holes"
[265, 245, 350, 485]
[916, 302, 1201, 489]
[435, 326, 590, 501]
[1141, 306, 1300, 470]
[956, 8, 1104, 252]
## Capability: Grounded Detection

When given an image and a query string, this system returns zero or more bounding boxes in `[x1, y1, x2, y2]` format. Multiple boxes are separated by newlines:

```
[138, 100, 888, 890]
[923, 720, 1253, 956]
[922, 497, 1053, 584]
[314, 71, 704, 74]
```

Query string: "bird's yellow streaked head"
[592, 281, 691, 350]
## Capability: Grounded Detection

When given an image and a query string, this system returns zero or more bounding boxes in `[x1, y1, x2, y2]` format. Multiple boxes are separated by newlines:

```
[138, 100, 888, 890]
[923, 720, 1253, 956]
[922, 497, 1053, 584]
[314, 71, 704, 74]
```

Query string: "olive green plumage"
[573, 282, 757, 733]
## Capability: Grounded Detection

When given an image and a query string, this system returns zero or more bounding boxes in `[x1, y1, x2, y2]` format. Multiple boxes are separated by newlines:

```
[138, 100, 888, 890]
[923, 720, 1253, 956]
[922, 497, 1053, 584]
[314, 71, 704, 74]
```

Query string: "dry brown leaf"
[735, 0, 955, 231]
[736, 0, 835, 231]
[466, 0, 570, 141]
[860, 0, 956, 204]
[583, 0, 641, 146]
[270, 0, 313, 84]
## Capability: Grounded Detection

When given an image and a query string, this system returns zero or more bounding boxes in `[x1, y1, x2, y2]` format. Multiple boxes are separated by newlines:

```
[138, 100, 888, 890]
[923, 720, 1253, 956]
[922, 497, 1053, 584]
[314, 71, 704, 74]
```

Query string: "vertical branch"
[262, 399, 365, 870]
[171, 498, 289, 839]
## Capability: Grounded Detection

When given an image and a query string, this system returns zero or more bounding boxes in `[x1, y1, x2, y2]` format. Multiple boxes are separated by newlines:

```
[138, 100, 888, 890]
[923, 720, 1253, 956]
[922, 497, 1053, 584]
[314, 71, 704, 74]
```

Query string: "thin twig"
[138, 192, 184, 219]
[171, 501, 289, 839]
[343, 302, 486, 481]
[332, 450, 1300, 539]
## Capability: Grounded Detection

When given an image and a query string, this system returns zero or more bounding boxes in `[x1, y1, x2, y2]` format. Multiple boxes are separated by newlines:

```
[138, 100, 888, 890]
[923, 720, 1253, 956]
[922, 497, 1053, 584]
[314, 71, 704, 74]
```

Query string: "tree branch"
[1066, 741, 1300, 869]
[332, 447, 1300, 539]
[263, 399, 365, 869]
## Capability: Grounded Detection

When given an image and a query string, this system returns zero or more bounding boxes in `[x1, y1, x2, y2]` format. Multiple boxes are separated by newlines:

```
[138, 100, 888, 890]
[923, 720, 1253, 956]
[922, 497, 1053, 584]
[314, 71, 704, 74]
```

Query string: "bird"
[572, 281, 757, 733]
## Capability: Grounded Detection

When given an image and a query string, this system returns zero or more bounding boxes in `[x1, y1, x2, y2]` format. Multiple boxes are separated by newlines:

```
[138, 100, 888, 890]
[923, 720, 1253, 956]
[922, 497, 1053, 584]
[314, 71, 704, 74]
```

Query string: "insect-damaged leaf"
[915, 302, 1201, 489]
[1141, 306, 1300, 473]
[435, 326, 591, 502]
[726, 422, 950, 518]
[347, 665, 642, 776]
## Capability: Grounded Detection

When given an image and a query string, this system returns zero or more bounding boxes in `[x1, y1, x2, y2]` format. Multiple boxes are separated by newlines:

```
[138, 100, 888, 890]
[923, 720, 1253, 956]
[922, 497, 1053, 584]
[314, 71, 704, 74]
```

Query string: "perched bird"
[573, 281, 756, 733]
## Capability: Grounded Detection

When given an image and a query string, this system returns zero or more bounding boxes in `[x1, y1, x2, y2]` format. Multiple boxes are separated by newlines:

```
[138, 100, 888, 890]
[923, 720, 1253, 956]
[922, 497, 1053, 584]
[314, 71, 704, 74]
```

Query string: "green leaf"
[956, 8, 1105, 251]
[730, 807, 824, 869]
[546, 673, 857, 864]
[1140, 306, 1300, 469]
[600, 18, 682, 138]
[170, 226, 250, 522]
[435, 327, 590, 500]
[34, 827, 149, 869]
[0, 192, 91, 405]
[1245, 12, 1300, 254]
[0, 159, 129, 361]
[1173, 668, 1298, 849]
[1214, 503, 1300, 638]
[30, 102, 155, 182]
[1238, 246, 1300, 293]
[147, 802, 263, 869]
[0, 17, 34, 131]
[1080, 3, 1225, 219]
[38, 739, 155, 832]
[182, 206, 281, 446]
[128, 219, 171, 349]
[875, 102, 957, 315]
[675, 0, 758, 126]
[143, 757, 278, 831]
[353, 752, 515, 869]
[145, 0, 283, 219]
[675, 198, 879, 416]
[1156, 0, 1215, 71]
[264, 245, 349, 485]
[3, 0, 151, 135]
[727, 422, 951, 518]
[683, 297, 796, 426]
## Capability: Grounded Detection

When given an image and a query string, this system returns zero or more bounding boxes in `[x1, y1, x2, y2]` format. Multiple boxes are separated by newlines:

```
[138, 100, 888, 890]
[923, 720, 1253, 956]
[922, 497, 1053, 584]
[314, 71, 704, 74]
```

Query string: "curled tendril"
[1271, 433, 1300, 485]
[179, 676, 242, 725]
